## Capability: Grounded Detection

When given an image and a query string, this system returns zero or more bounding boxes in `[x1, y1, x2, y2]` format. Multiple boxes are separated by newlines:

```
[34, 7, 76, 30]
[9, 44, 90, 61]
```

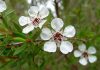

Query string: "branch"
[5, 37, 87, 49]
[6, 42, 23, 48]
[6, 39, 47, 48]
[0, 56, 19, 63]
[0, 15, 3, 20]
[54, 0, 60, 17]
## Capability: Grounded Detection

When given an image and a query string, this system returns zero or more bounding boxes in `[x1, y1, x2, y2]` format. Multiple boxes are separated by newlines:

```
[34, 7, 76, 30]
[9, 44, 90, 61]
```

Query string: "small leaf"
[3, 9, 14, 17]
[13, 37, 26, 42]
[13, 22, 22, 32]
[13, 45, 26, 55]
[13, 32, 26, 39]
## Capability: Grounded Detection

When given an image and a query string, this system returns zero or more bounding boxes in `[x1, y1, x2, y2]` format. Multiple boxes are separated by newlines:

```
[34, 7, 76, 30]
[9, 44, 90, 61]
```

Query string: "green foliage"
[0, 0, 100, 70]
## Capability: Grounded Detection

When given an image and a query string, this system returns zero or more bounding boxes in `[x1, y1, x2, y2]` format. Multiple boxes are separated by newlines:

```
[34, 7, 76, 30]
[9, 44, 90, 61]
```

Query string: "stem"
[0, 13, 3, 20]
[6, 40, 47, 48]
[5, 37, 87, 48]
[71, 37, 87, 43]
[31, 0, 37, 6]
[54, 0, 60, 17]
[6, 42, 23, 48]
[31, 0, 34, 6]
[0, 56, 19, 62]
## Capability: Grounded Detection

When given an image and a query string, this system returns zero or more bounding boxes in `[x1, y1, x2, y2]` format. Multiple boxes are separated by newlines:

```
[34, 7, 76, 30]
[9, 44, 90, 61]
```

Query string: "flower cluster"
[0, 1, 97, 66]
[18, 5, 97, 66]
[19, 6, 49, 34]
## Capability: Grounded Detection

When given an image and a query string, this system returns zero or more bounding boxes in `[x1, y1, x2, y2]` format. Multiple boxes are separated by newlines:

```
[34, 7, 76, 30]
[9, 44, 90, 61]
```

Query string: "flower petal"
[43, 41, 57, 52]
[88, 47, 96, 54]
[0, 0, 7, 12]
[88, 55, 97, 63]
[22, 24, 34, 34]
[78, 44, 86, 52]
[40, 28, 52, 40]
[79, 58, 88, 65]
[63, 25, 76, 38]
[51, 18, 64, 31]
[60, 41, 73, 54]
[39, 7, 49, 19]
[28, 6, 39, 17]
[38, 20, 46, 29]
[74, 50, 82, 57]
[19, 16, 30, 26]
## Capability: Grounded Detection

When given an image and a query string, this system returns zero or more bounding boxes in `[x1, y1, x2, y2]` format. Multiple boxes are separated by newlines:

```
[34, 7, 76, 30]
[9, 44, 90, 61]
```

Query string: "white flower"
[19, 6, 49, 34]
[0, 0, 7, 12]
[74, 44, 97, 65]
[40, 18, 76, 54]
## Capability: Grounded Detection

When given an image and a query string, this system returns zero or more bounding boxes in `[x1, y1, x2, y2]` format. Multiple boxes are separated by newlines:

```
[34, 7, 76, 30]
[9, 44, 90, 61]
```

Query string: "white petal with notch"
[88, 55, 97, 63]
[22, 24, 34, 34]
[19, 16, 30, 26]
[88, 47, 96, 54]
[43, 41, 57, 52]
[60, 41, 73, 54]
[40, 28, 52, 40]
[28, 6, 39, 17]
[63, 25, 76, 38]
[79, 58, 88, 65]
[38, 20, 46, 29]
[39, 7, 49, 19]
[78, 44, 86, 52]
[74, 50, 82, 57]
[51, 18, 64, 31]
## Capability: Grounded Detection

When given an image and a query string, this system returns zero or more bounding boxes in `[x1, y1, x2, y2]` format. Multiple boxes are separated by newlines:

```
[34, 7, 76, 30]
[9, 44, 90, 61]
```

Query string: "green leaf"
[13, 37, 26, 42]
[3, 9, 14, 17]
[12, 22, 22, 32]
[1, 15, 10, 30]
[0, 35, 4, 40]
[13, 32, 26, 39]
[13, 45, 26, 55]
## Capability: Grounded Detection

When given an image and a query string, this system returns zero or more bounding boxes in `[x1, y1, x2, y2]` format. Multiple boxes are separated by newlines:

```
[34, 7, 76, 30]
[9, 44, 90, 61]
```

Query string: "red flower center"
[53, 32, 63, 42]
[82, 52, 88, 58]
[32, 18, 40, 26]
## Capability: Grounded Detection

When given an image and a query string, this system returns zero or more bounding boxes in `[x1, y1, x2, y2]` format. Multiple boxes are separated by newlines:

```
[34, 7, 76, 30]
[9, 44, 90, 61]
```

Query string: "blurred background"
[0, 0, 100, 70]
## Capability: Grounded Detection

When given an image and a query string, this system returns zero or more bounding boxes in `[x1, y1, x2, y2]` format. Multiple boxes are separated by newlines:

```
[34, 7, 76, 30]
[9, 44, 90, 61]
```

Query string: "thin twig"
[0, 56, 19, 59]
[54, 0, 60, 17]
[0, 56, 19, 63]
[5, 37, 87, 49]
[71, 37, 87, 43]
[6, 39, 47, 48]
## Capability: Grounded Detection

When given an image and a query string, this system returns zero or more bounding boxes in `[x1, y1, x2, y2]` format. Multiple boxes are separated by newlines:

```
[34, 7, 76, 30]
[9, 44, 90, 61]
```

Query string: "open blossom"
[40, 18, 76, 54]
[0, 0, 7, 12]
[19, 6, 49, 34]
[74, 44, 97, 65]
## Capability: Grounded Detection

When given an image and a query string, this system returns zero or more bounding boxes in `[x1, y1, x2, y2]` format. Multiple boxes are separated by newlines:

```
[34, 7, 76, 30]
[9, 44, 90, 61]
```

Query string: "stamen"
[82, 52, 88, 58]
[32, 18, 40, 26]
[53, 32, 63, 42]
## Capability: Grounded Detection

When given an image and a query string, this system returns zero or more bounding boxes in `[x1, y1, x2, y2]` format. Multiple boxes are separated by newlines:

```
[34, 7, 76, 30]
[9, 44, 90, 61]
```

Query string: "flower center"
[32, 18, 40, 26]
[53, 32, 63, 42]
[82, 52, 88, 58]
